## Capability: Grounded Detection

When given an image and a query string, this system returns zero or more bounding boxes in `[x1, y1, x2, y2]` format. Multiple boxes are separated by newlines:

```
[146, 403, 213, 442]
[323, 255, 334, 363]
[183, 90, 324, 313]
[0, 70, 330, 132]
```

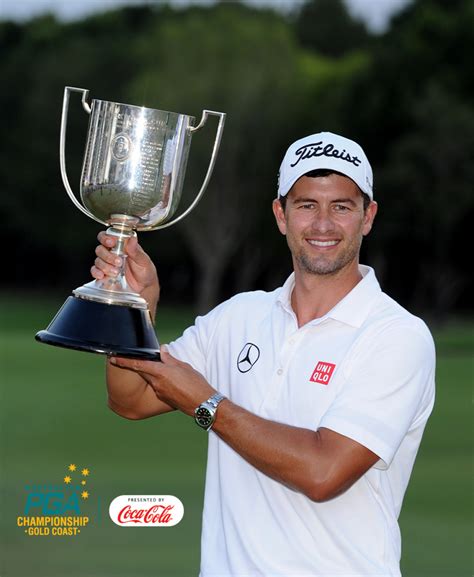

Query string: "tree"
[381, 84, 474, 315]
[295, 0, 371, 57]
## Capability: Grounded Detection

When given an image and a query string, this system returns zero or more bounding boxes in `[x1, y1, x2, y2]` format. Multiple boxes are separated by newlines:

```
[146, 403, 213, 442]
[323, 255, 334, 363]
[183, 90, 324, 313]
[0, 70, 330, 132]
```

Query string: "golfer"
[92, 132, 435, 577]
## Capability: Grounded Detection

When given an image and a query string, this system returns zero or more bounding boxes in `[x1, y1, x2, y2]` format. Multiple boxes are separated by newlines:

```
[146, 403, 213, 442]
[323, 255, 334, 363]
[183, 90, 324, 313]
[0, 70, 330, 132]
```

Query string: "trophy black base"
[35, 296, 160, 361]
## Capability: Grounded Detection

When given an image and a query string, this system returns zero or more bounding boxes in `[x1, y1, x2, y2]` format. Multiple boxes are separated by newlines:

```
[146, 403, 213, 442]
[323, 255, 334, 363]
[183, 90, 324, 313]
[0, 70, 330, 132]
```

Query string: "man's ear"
[272, 198, 287, 236]
[362, 201, 378, 237]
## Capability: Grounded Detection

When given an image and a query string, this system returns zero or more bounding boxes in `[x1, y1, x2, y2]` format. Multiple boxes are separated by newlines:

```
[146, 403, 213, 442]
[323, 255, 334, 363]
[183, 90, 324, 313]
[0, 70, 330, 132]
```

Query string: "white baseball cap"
[277, 132, 373, 199]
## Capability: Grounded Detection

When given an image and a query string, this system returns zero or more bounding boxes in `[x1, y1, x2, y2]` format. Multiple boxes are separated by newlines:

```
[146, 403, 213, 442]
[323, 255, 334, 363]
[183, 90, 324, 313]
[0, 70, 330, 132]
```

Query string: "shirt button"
[277, 368, 283, 376]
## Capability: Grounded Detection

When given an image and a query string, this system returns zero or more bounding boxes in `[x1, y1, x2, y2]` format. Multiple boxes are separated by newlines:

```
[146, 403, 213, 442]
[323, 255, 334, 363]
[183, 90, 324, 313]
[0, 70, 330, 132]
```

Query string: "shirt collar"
[276, 265, 381, 328]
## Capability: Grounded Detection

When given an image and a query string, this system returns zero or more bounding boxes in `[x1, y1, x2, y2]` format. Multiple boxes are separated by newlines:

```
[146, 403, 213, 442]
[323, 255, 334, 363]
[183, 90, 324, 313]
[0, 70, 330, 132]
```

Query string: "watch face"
[195, 407, 213, 428]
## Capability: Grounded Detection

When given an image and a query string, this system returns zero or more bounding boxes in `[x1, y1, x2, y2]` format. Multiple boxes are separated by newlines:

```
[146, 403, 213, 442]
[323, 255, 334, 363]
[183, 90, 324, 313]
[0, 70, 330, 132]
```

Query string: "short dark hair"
[278, 169, 371, 211]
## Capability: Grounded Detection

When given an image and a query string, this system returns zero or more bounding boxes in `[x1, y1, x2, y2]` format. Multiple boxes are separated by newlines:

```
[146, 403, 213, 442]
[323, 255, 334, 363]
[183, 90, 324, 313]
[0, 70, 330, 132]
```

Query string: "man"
[92, 132, 435, 577]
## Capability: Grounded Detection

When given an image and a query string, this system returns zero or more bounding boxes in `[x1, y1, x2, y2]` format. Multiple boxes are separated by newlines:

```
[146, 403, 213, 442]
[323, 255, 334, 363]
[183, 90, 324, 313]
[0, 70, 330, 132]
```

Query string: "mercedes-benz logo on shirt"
[237, 343, 260, 373]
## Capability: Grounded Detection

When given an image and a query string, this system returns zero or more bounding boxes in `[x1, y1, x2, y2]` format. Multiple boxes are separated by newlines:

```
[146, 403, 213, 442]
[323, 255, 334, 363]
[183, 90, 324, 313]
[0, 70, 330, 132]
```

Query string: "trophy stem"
[73, 215, 148, 309]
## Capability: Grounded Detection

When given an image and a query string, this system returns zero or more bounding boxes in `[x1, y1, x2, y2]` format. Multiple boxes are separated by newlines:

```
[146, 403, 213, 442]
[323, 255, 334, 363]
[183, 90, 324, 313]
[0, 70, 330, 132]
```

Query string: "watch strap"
[206, 392, 226, 409]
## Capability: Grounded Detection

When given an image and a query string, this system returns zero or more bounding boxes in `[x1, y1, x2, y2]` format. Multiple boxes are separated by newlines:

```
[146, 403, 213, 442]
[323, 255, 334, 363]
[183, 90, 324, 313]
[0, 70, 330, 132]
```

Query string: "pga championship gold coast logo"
[17, 463, 98, 537]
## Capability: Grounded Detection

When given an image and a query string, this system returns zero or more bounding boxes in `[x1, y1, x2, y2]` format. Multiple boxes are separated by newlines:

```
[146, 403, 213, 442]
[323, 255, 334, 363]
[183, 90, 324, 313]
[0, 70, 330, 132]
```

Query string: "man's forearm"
[106, 361, 174, 419]
[211, 400, 328, 500]
[212, 400, 377, 502]
[142, 288, 159, 322]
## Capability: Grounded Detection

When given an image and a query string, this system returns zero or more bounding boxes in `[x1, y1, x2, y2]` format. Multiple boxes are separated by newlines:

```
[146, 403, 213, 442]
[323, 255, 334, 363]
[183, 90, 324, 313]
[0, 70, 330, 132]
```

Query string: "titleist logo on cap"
[291, 141, 362, 168]
[277, 132, 374, 199]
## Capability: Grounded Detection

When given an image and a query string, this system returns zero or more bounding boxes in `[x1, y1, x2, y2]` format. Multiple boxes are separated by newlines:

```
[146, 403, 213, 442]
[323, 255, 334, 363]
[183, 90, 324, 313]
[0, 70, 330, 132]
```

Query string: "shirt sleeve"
[166, 299, 229, 378]
[319, 322, 436, 469]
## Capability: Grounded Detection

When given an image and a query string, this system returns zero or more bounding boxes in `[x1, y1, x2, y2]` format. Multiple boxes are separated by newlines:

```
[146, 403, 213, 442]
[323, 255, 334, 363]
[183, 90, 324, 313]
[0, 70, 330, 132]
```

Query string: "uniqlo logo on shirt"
[310, 362, 336, 385]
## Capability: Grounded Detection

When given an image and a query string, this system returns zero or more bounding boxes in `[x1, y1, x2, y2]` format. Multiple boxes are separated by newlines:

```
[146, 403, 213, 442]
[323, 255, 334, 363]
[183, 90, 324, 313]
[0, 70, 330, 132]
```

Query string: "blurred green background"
[0, 0, 473, 576]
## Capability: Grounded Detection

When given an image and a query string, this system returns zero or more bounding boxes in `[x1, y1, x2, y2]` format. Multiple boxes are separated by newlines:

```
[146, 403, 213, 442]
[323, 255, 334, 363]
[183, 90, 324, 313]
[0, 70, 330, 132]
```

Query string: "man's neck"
[290, 263, 362, 327]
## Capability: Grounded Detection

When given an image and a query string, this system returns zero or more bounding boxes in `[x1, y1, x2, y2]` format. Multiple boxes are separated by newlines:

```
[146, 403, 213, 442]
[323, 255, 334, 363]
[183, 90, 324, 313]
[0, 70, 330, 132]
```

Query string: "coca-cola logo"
[109, 495, 184, 527]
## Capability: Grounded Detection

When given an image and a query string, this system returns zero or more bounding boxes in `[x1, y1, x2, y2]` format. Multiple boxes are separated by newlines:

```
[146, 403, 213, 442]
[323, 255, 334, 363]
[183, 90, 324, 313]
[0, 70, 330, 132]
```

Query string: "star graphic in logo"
[62, 463, 92, 498]
[237, 343, 261, 373]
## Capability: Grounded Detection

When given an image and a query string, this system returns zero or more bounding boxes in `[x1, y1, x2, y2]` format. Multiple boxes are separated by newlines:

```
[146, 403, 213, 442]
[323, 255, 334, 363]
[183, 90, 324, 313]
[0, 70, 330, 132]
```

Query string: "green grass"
[0, 295, 472, 577]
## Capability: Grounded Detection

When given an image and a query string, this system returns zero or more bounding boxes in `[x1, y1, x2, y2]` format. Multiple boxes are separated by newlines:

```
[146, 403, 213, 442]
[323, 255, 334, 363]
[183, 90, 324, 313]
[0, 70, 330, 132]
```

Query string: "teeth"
[308, 240, 338, 247]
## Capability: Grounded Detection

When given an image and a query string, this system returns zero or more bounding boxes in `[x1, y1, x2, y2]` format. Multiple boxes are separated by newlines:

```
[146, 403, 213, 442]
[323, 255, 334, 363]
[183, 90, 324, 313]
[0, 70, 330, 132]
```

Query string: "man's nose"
[310, 209, 335, 233]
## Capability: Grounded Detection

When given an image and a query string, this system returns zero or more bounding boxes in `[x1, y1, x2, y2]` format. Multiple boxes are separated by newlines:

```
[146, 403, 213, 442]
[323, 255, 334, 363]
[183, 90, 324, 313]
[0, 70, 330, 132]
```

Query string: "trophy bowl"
[35, 87, 225, 360]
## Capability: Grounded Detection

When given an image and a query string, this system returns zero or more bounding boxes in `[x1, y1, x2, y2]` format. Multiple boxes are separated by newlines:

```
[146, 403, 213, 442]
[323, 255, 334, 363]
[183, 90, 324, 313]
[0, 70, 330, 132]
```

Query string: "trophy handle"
[60, 86, 107, 225]
[149, 110, 226, 231]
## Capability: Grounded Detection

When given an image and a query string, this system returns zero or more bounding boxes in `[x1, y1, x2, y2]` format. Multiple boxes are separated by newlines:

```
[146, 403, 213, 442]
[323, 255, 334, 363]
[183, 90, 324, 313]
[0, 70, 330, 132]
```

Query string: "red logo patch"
[310, 361, 336, 385]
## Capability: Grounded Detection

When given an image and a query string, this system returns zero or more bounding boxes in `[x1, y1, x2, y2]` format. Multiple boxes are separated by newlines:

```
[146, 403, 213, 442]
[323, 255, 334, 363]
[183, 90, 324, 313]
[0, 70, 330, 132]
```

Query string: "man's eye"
[300, 203, 315, 209]
[334, 204, 350, 211]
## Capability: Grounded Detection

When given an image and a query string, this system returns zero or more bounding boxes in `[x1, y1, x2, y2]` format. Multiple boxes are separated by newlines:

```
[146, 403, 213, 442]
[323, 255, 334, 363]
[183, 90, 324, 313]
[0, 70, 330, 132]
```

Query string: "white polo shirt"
[168, 266, 436, 577]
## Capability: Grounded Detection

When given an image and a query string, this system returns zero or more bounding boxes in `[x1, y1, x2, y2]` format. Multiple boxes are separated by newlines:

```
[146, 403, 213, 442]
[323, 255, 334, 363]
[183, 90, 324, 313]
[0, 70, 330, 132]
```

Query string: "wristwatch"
[194, 392, 226, 431]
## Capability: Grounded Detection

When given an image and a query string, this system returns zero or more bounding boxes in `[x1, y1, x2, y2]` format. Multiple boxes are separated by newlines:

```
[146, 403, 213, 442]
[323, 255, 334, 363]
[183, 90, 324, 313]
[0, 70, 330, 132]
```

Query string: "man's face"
[272, 173, 377, 278]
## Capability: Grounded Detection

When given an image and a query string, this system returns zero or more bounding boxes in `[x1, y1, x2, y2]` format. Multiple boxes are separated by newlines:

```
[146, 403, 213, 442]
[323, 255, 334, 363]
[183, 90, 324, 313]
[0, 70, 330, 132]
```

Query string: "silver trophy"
[36, 87, 226, 360]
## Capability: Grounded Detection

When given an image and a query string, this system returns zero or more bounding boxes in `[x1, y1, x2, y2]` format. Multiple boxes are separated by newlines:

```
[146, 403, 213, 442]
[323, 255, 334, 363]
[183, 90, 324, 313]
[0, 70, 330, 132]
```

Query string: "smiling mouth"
[306, 239, 339, 247]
